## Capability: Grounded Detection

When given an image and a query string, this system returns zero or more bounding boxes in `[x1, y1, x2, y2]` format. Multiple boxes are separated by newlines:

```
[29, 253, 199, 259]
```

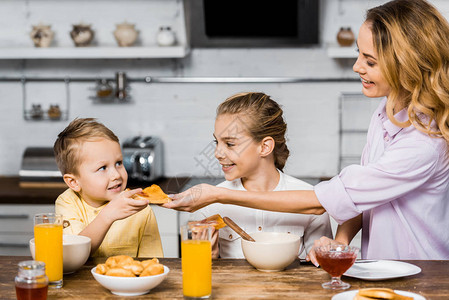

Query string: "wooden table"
[1, 256, 448, 299]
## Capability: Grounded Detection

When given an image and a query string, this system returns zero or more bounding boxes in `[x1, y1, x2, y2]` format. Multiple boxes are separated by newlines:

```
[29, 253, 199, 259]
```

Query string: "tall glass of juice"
[180, 223, 213, 299]
[34, 213, 63, 288]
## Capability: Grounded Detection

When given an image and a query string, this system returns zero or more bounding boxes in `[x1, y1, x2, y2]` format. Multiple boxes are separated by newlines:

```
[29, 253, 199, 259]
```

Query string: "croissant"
[141, 257, 159, 269]
[105, 267, 135, 277]
[95, 263, 108, 275]
[97, 255, 164, 277]
[105, 255, 134, 268]
[354, 288, 413, 300]
[140, 263, 164, 277]
[122, 260, 144, 276]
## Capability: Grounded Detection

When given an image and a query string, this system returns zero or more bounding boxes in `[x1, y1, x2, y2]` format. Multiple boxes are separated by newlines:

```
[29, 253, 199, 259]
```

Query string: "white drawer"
[161, 235, 179, 258]
[0, 232, 33, 256]
[0, 205, 54, 233]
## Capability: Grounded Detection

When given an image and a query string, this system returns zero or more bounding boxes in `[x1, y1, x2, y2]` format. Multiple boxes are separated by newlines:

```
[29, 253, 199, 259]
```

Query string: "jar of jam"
[15, 260, 48, 300]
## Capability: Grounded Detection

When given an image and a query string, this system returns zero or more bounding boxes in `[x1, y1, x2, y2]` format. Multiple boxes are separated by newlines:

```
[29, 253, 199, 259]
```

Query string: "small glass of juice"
[34, 213, 63, 288]
[180, 223, 213, 299]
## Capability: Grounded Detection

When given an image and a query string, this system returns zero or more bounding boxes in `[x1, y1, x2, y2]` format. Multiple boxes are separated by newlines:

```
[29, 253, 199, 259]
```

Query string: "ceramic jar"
[337, 27, 355, 47]
[70, 24, 94, 47]
[156, 26, 176, 46]
[30, 24, 54, 48]
[114, 22, 138, 47]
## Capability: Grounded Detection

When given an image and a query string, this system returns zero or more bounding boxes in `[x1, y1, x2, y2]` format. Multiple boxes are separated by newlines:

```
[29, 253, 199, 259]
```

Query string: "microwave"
[184, 0, 319, 48]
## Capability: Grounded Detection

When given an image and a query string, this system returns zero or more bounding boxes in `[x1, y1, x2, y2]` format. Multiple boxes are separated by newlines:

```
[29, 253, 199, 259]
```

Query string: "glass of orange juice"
[34, 213, 63, 289]
[181, 223, 213, 299]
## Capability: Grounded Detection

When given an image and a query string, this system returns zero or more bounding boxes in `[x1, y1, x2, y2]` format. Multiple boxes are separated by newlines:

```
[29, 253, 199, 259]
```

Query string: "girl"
[192, 92, 332, 258]
[165, 0, 449, 263]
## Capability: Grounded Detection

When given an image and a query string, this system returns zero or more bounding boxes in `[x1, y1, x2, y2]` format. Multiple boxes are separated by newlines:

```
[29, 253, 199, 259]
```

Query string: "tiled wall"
[1, 0, 448, 179]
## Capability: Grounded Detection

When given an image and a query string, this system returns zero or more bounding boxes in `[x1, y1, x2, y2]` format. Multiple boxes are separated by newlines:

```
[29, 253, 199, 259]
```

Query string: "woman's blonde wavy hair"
[366, 0, 449, 143]
[216, 92, 290, 171]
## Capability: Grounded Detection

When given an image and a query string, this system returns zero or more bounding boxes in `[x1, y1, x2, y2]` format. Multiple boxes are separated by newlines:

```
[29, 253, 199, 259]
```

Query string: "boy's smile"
[71, 138, 128, 207]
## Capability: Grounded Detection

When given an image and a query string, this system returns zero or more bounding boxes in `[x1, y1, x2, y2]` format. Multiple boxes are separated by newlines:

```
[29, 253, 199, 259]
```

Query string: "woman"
[164, 0, 449, 261]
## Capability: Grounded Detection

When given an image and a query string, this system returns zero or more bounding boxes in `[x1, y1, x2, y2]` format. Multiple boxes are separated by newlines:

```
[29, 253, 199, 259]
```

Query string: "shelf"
[327, 45, 357, 59]
[0, 46, 190, 59]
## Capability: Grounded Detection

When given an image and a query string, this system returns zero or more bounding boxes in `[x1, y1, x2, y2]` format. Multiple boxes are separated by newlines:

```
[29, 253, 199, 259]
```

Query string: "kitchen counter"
[1, 256, 448, 299]
[0, 176, 190, 204]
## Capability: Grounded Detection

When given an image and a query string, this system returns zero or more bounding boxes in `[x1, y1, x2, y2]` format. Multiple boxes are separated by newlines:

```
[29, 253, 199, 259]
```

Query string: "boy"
[54, 118, 163, 257]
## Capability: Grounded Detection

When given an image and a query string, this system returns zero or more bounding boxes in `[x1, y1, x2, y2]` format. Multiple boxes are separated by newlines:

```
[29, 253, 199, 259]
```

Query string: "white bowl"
[91, 265, 169, 296]
[30, 234, 91, 274]
[241, 232, 303, 272]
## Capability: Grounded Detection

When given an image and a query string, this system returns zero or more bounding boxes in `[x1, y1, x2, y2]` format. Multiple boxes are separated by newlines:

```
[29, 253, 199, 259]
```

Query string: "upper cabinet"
[0, 0, 189, 60]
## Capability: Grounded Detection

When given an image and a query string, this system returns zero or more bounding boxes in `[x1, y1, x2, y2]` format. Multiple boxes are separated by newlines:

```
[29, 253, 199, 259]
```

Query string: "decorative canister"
[70, 24, 94, 47]
[113, 22, 138, 47]
[30, 24, 54, 48]
[156, 26, 176, 46]
[337, 27, 355, 47]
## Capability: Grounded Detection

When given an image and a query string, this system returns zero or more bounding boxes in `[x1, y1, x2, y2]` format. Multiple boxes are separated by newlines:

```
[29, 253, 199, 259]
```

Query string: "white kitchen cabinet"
[150, 205, 179, 258]
[0, 204, 54, 256]
[0, 204, 180, 257]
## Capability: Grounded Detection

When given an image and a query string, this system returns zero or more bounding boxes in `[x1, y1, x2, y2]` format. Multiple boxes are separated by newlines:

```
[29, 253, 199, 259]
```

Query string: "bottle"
[96, 79, 113, 98]
[47, 104, 62, 120]
[15, 260, 48, 300]
[156, 26, 176, 46]
[337, 27, 355, 47]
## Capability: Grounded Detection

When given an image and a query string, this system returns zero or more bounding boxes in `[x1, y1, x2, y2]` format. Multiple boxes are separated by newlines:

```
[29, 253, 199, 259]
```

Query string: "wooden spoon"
[223, 217, 255, 242]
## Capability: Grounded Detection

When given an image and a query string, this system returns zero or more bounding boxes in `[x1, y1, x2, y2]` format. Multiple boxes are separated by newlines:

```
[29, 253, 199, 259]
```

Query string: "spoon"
[223, 217, 255, 242]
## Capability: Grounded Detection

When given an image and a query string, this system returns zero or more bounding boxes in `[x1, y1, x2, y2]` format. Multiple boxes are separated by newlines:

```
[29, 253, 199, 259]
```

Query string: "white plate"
[332, 289, 426, 300]
[344, 260, 421, 281]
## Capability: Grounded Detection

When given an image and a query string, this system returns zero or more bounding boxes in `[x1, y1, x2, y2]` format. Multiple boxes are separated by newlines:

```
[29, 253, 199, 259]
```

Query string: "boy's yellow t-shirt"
[55, 189, 164, 258]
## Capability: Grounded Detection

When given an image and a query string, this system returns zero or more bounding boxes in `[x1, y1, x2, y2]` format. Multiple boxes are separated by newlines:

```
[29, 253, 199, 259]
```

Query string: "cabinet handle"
[0, 214, 29, 219]
[0, 242, 29, 247]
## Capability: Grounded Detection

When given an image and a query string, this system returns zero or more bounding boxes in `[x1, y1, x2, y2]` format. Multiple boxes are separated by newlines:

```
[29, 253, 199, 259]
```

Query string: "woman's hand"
[101, 188, 149, 223]
[163, 184, 219, 212]
[306, 236, 347, 267]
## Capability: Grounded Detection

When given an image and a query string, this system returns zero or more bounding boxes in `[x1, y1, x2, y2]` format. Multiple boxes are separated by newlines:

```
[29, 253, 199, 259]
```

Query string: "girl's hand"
[101, 188, 149, 222]
[162, 184, 218, 212]
[306, 236, 347, 267]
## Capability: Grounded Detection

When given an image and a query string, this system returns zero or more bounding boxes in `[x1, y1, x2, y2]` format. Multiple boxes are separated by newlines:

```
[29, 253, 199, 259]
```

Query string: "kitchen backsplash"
[1, 0, 448, 179]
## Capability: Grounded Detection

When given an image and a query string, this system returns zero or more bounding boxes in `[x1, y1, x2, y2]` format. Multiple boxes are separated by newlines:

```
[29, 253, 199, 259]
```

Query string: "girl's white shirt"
[192, 170, 333, 258]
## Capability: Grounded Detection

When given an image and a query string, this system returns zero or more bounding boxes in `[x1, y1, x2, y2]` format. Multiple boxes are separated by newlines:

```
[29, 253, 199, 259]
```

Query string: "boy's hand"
[101, 188, 149, 223]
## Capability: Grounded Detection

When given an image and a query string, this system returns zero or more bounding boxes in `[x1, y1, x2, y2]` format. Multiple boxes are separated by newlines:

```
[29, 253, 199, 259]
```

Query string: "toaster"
[122, 136, 164, 182]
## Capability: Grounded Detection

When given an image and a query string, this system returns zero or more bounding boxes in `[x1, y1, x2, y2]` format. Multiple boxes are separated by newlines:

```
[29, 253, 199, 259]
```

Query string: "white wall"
[1, 0, 449, 179]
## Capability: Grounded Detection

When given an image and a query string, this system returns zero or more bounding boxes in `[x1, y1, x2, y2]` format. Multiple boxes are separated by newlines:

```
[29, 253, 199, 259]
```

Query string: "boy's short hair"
[54, 118, 119, 175]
